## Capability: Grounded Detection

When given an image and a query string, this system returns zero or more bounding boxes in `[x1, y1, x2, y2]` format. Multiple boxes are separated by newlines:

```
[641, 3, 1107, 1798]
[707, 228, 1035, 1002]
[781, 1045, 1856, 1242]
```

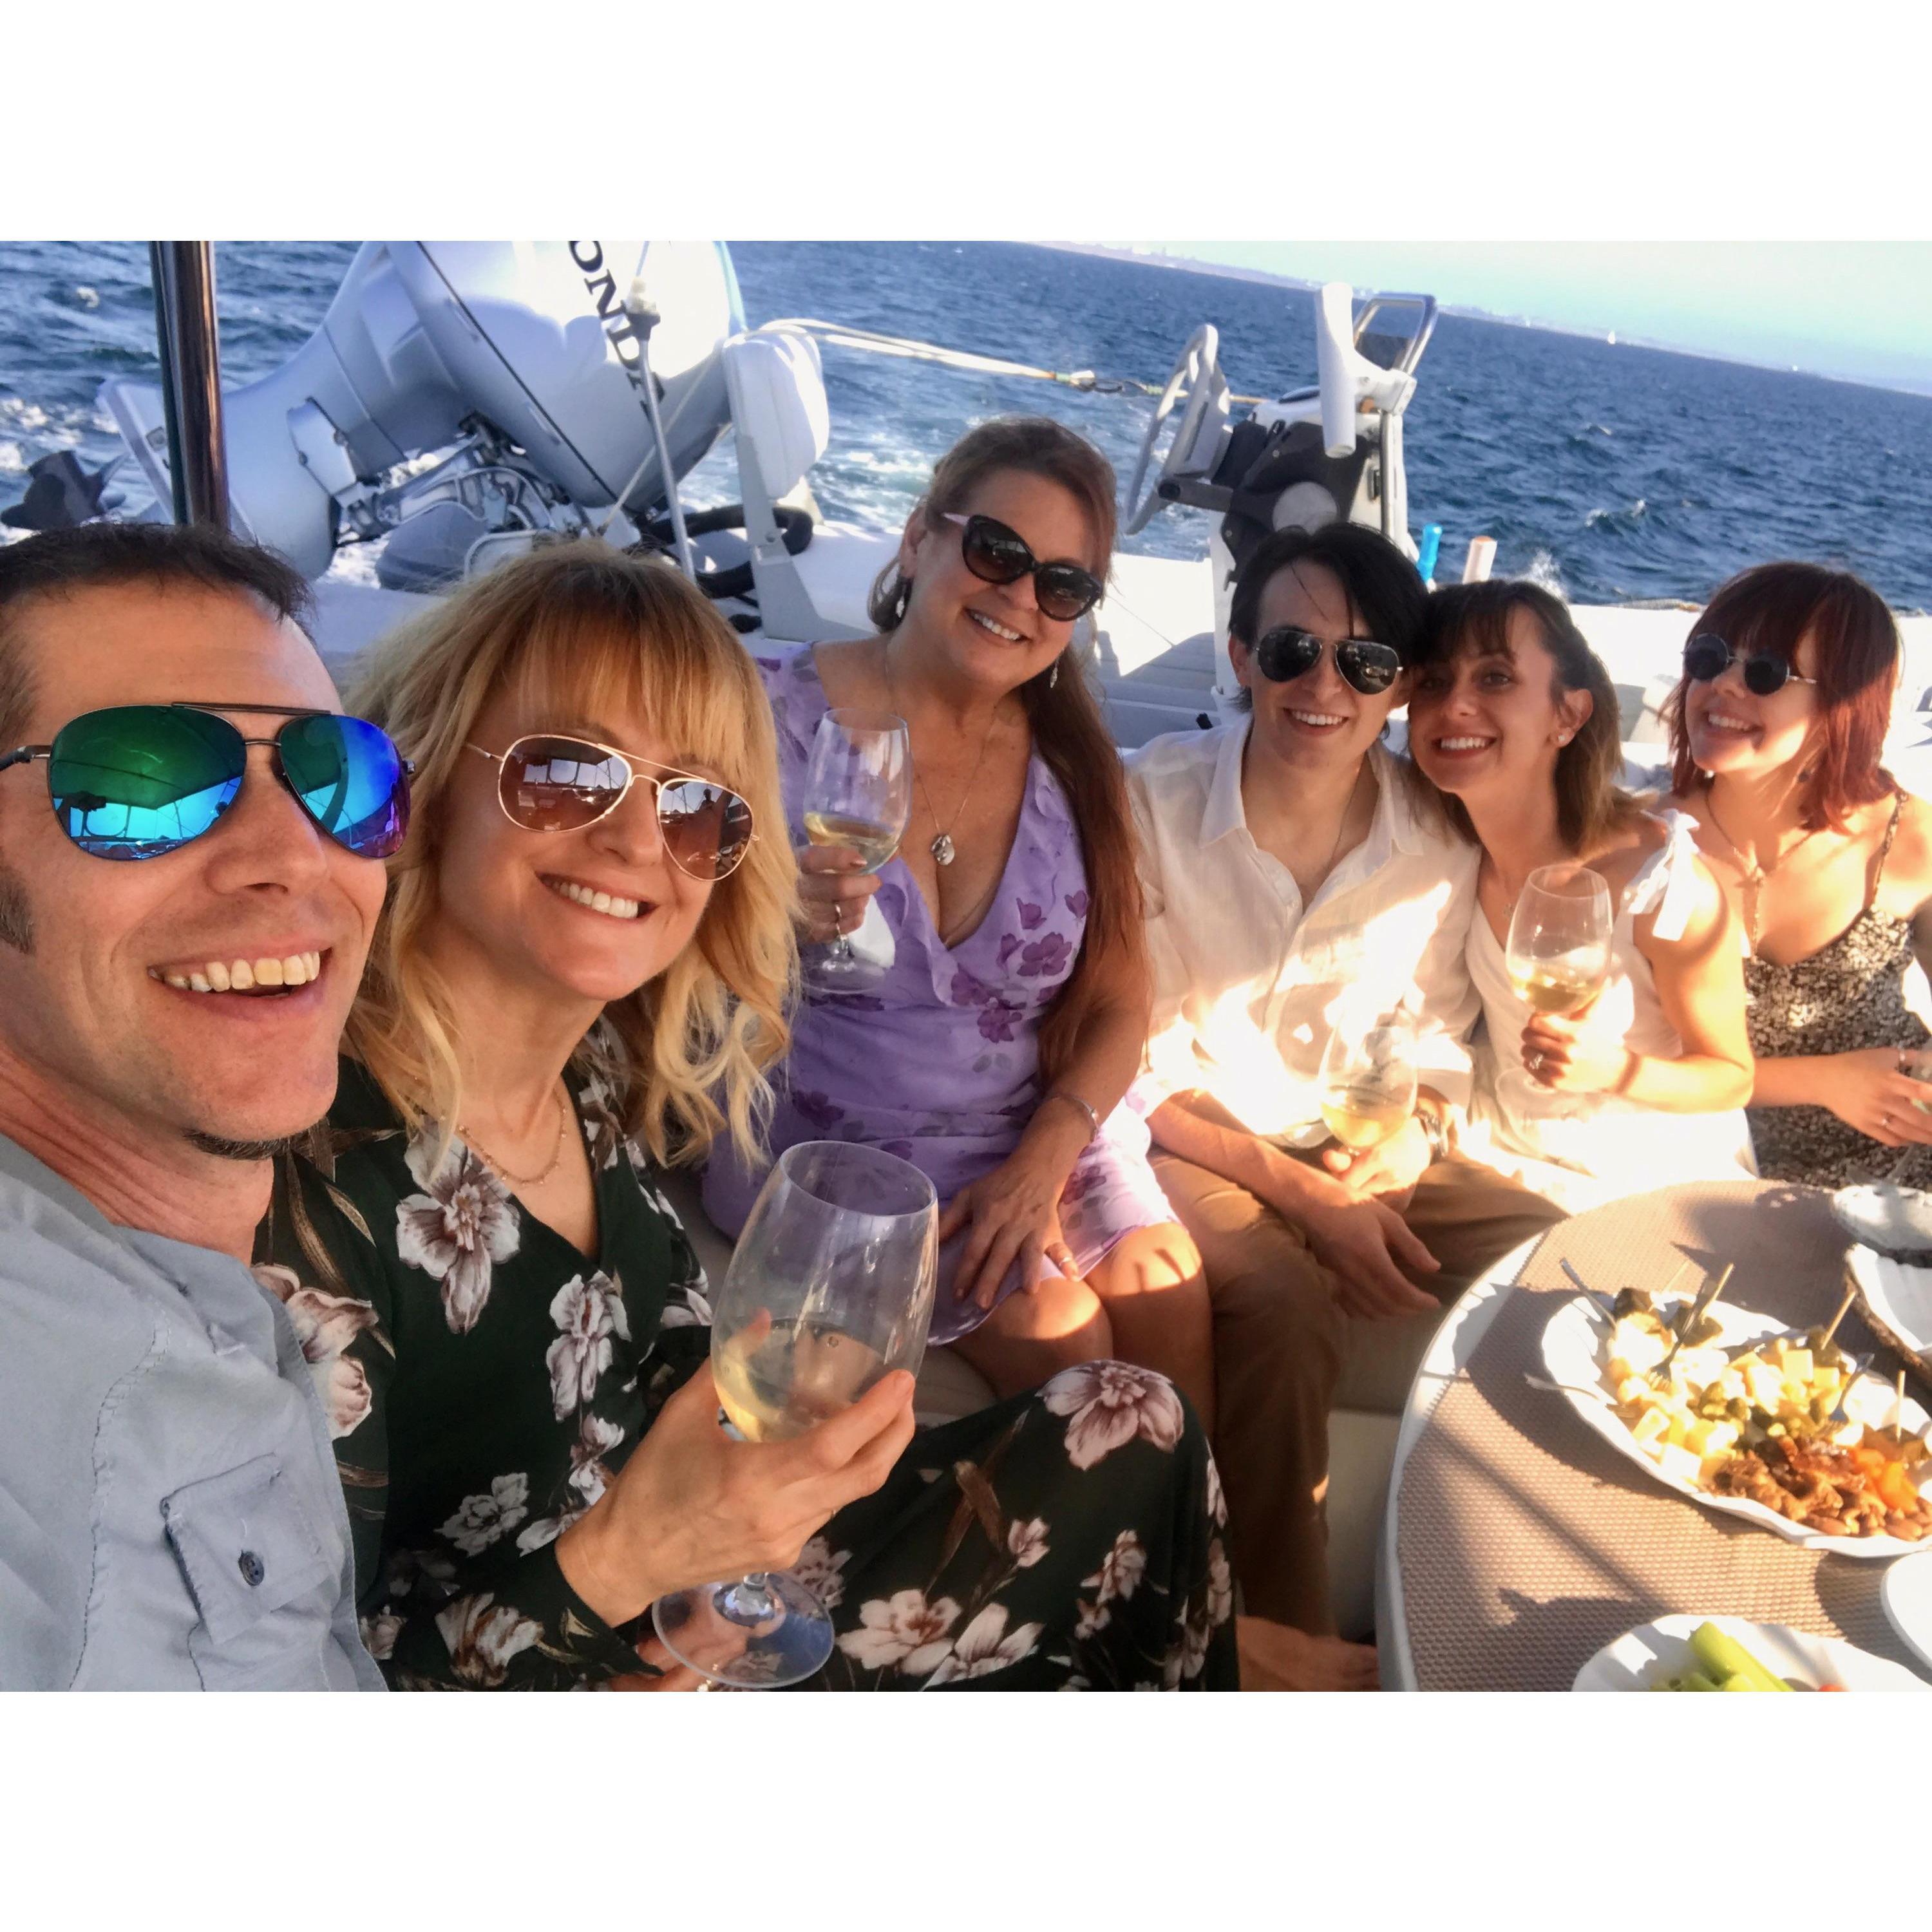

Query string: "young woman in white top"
[1406, 580, 1754, 1212]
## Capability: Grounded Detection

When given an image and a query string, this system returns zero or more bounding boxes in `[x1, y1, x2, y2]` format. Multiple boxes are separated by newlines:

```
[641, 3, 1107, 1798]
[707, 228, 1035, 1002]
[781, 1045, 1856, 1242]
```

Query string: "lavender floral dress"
[703, 645, 1179, 1343]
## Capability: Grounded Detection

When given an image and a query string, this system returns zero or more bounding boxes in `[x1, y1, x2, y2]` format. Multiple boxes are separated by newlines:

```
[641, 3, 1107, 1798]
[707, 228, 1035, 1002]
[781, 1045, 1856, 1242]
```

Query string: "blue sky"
[1123, 243, 1932, 395]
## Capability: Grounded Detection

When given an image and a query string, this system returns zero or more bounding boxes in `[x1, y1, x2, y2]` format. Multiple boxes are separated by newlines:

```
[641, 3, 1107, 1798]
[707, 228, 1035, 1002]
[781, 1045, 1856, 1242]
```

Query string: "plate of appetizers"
[1538, 1281, 1932, 1557]
[1572, 1614, 1931, 1692]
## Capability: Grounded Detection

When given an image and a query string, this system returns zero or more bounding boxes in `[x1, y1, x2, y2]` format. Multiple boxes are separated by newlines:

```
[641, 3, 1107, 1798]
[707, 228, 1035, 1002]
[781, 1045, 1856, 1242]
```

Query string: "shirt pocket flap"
[161, 1455, 332, 1648]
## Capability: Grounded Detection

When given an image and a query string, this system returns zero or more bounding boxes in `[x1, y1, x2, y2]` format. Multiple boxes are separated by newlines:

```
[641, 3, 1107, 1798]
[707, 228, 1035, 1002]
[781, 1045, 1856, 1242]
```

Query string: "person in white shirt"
[1405, 578, 1754, 1211]
[1128, 524, 1564, 1667]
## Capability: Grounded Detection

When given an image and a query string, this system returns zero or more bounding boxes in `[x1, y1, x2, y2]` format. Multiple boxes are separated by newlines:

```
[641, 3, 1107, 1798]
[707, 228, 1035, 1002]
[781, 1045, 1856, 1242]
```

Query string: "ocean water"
[4, 238, 1929, 611]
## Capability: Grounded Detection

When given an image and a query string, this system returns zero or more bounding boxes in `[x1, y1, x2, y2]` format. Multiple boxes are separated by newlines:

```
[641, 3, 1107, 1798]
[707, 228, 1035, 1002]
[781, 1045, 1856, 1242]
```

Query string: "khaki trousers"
[1150, 1150, 1566, 1635]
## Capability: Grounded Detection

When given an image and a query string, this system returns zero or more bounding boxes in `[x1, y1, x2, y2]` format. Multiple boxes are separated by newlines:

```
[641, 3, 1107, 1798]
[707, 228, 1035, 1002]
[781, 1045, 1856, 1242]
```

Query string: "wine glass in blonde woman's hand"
[650, 1141, 938, 1688]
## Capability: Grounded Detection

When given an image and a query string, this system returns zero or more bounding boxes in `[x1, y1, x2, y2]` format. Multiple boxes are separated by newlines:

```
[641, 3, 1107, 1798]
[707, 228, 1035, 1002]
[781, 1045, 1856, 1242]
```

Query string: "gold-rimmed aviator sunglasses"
[466, 734, 754, 882]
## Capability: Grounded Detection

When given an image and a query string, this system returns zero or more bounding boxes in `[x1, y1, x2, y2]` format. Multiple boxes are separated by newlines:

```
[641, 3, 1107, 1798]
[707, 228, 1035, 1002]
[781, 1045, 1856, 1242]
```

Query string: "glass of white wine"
[1319, 1009, 1419, 1154]
[800, 706, 911, 995]
[650, 1141, 937, 1689]
[1506, 862, 1613, 1023]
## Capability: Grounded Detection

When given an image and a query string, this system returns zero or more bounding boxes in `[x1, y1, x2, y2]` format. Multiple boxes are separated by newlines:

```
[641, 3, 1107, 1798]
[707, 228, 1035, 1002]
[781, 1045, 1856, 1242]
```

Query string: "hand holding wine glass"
[1507, 861, 1612, 1016]
[650, 1141, 938, 1688]
[1506, 861, 1613, 1091]
[799, 707, 911, 993]
[553, 1350, 916, 1643]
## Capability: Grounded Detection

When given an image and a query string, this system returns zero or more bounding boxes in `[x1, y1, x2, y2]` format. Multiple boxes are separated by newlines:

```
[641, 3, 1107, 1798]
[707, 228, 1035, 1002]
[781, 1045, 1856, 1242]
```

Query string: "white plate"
[1882, 1553, 1932, 1676]
[1573, 1613, 1932, 1691]
[1539, 1293, 1932, 1558]
[1832, 1184, 1932, 1262]
[1845, 1242, 1932, 1369]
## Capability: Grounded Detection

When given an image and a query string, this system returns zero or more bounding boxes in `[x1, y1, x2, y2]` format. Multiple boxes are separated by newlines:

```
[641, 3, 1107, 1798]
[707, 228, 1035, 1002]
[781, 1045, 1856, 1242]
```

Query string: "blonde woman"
[260, 542, 1236, 1691]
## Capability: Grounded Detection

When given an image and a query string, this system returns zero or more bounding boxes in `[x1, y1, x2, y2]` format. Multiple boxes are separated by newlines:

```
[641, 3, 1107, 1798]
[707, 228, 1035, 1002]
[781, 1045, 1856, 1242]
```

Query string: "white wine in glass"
[1318, 1011, 1419, 1153]
[800, 708, 911, 995]
[802, 810, 902, 875]
[1506, 863, 1613, 1019]
[650, 1141, 937, 1689]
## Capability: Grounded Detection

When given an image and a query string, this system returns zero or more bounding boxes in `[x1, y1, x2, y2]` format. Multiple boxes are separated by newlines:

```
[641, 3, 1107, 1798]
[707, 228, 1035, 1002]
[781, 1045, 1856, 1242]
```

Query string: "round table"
[1375, 1179, 1932, 1692]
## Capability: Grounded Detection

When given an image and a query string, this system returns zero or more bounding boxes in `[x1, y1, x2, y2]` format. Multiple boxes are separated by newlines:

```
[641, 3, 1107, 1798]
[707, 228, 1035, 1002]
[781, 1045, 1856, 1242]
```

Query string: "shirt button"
[238, 1550, 267, 1588]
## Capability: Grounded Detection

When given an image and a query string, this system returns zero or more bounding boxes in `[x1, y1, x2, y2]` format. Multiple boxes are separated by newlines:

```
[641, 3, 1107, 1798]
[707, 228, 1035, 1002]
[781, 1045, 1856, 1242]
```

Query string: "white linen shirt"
[1126, 723, 1482, 1140]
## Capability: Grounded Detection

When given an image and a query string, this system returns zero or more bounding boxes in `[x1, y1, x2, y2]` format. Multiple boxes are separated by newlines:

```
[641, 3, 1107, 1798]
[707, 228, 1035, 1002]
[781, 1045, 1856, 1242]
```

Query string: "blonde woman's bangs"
[504, 598, 773, 800]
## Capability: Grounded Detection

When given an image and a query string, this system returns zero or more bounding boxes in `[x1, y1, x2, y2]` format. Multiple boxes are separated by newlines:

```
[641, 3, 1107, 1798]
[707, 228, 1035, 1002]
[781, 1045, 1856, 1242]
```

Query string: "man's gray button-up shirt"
[0, 1134, 383, 1690]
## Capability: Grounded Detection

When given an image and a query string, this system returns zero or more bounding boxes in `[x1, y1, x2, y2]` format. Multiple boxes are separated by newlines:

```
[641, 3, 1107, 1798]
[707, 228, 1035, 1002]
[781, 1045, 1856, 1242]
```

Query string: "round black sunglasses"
[1683, 633, 1819, 698]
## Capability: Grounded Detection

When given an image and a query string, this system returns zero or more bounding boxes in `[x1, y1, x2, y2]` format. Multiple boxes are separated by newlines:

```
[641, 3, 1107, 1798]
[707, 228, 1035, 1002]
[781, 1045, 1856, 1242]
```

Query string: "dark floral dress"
[257, 1057, 1236, 1691]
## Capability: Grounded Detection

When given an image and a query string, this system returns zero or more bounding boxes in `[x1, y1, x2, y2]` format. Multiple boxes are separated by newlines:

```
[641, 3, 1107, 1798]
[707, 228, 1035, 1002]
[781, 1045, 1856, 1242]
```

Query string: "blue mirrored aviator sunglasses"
[0, 703, 412, 861]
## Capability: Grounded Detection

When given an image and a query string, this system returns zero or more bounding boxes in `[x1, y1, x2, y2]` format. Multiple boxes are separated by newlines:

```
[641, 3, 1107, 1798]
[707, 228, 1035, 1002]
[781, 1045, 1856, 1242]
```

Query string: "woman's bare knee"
[1086, 1222, 1205, 1303]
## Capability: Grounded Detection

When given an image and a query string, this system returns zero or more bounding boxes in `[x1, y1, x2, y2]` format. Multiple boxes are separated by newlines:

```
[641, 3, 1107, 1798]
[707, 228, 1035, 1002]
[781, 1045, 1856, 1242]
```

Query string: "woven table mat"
[1396, 1180, 1932, 1691]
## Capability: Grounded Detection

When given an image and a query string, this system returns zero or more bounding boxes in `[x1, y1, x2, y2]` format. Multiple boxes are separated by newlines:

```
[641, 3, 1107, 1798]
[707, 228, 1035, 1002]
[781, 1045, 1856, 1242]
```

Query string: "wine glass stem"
[717, 1573, 781, 1627]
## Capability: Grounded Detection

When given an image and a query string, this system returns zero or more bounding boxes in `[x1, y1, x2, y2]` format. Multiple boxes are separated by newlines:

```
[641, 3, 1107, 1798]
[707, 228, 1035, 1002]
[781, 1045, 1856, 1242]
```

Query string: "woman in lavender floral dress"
[703, 419, 1215, 1420]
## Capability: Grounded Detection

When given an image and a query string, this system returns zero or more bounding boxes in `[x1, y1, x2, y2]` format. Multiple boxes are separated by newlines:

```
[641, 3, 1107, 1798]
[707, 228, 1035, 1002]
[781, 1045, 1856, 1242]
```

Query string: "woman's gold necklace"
[1704, 788, 1821, 947]
[884, 649, 1001, 867]
[462, 1084, 569, 1188]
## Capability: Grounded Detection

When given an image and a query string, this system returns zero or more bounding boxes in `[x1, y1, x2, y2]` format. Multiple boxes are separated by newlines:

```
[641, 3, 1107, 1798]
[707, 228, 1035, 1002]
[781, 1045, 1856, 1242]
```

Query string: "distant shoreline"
[1026, 241, 1932, 404]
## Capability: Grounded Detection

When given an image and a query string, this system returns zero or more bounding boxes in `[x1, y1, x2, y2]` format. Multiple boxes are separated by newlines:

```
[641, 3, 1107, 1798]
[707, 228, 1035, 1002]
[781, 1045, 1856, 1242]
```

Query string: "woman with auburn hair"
[1663, 561, 1932, 1186]
[703, 417, 1214, 1421]
[259, 540, 1236, 1691]
[1406, 579, 1755, 1211]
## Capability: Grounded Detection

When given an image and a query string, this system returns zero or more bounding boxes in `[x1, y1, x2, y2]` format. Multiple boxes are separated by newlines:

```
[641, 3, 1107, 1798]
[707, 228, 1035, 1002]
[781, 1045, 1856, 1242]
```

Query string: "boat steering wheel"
[1123, 323, 1222, 536]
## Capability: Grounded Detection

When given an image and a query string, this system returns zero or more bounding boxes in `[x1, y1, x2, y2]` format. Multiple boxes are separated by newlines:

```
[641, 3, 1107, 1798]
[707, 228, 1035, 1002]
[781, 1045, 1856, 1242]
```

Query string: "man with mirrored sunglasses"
[1125, 523, 1564, 1666]
[0, 521, 402, 1690]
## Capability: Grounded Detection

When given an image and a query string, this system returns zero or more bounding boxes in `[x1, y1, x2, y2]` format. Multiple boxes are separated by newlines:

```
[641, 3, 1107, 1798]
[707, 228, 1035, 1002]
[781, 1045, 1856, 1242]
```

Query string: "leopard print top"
[1744, 795, 1932, 1188]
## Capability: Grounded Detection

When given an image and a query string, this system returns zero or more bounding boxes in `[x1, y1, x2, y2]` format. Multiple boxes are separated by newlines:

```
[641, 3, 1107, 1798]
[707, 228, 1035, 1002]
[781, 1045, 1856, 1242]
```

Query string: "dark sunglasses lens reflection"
[659, 779, 755, 881]
[1255, 629, 1399, 696]
[279, 714, 410, 859]
[959, 515, 1101, 622]
[48, 706, 243, 859]
[500, 736, 630, 833]
[43, 705, 409, 862]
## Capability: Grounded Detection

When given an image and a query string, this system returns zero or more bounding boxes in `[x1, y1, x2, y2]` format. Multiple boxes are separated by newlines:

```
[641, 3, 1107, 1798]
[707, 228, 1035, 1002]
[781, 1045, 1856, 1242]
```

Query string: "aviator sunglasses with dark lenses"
[469, 734, 755, 883]
[1683, 632, 1820, 697]
[0, 703, 412, 862]
[940, 511, 1105, 623]
[1253, 626, 1404, 696]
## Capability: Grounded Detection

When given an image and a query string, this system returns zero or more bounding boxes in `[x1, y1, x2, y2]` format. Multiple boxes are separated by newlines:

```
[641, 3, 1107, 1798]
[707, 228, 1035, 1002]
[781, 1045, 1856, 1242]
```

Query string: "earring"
[1049, 658, 1061, 690]
[1557, 731, 1572, 744]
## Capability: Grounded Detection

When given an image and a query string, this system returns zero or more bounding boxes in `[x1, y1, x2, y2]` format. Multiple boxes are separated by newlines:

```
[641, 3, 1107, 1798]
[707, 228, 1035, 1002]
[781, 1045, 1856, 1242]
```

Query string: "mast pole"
[147, 242, 229, 529]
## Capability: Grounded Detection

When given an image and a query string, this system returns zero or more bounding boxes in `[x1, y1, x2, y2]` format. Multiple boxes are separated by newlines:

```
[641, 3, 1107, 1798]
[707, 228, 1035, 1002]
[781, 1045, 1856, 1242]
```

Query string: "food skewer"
[1650, 1263, 1733, 1386]
[1817, 1280, 1858, 1356]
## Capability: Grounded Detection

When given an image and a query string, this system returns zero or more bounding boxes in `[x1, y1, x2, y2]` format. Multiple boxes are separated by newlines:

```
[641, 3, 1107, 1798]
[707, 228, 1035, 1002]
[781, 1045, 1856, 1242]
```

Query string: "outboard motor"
[98, 241, 744, 587]
[1122, 284, 1438, 719]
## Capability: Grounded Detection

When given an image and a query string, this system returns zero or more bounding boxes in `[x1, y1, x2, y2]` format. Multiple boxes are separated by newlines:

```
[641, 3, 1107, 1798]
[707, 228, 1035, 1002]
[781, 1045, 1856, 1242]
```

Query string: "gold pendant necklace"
[885, 647, 1000, 868]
